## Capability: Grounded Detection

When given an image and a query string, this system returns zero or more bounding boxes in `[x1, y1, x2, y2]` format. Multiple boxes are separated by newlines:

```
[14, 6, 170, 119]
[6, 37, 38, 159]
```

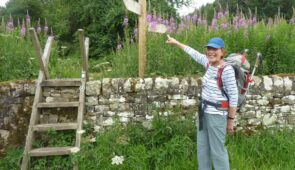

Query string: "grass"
[2, 18, 295, 82]
[0, 32, 82, 82]
[0, 111, 294, 170]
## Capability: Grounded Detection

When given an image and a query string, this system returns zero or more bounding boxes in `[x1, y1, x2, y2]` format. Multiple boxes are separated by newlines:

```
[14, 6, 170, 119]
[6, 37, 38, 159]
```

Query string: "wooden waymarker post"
[123, 0, 147, 78]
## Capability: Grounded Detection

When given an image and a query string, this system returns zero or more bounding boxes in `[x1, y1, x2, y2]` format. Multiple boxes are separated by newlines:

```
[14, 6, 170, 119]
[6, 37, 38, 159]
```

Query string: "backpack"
[217, 52, 252, 112]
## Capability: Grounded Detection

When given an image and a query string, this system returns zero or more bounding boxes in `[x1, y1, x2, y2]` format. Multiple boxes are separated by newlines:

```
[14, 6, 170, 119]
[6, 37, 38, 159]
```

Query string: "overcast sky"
[178, 0, 215, 16]
[0, 0, 8, 7]
[0, 0, 215, 16]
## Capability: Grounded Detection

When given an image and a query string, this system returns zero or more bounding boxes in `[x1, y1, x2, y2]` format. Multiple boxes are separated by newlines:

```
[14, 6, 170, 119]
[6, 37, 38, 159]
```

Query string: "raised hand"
[166, 34, 179, 45]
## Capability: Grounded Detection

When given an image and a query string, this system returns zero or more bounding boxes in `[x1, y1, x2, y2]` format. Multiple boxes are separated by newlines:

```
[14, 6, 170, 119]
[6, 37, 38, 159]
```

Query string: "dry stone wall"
[0, 75, 295, 152]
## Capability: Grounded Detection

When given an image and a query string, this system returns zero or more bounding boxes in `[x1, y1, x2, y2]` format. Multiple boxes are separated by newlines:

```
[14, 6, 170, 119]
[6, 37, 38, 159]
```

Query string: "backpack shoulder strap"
[217, 64, 226, 89]
[217, 64, 230, 100]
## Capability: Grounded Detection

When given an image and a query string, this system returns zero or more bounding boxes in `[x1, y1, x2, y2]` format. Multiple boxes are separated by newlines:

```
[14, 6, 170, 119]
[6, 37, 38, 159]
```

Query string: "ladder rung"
[41, 79, 82, 87]
[33, 123, 78, 131]
[37, 102, 79, 108]
[29, 147, 76, 157]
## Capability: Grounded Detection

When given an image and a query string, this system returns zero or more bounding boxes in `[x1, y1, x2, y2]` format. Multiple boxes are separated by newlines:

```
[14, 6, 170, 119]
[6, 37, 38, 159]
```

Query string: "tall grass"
[100, 19, 295, 78]
[0, 111, 294, 170]
[0, 32, 82, 82]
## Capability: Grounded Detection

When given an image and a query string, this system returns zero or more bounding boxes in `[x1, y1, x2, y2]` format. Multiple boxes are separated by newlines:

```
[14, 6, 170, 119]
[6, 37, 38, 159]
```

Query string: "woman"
[166, 35, 238, 170]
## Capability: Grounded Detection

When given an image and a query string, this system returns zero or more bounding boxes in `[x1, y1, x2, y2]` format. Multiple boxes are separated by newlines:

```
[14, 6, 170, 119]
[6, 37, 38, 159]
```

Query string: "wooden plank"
[84, 37, 89, 81]
[33, 123, 78, 132]
[29, 147, 74, 157]
[138, 0, 147, 78]
[123, 0, 141, 15]
[75, 79, 85, 149]
[85, 38, 89, 62]
[37, 102, 80, 108]
[29, 28, 50, 80]
[43, 36, 54, 64]
[21, 34, 54, 169]
[41, 80, 81, 87]
[78, 29, 88, 80]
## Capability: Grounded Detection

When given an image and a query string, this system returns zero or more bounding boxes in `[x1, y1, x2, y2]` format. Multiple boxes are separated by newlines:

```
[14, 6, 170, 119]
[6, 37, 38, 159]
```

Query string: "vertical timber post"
[123, 0, 147, 78]
[138, 0, 147, 78]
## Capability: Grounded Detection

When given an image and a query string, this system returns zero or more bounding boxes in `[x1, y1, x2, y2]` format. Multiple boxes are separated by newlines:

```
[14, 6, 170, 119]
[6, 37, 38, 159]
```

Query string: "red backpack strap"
[241, 54, 246, 64]
[217, 64, 230, 101]
[217, 64, 226, 89]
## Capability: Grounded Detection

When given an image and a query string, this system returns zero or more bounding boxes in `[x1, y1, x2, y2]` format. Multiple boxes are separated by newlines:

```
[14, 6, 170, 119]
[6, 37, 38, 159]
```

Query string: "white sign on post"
[148, 23, 167, 34]
[123, 0, 141, 15]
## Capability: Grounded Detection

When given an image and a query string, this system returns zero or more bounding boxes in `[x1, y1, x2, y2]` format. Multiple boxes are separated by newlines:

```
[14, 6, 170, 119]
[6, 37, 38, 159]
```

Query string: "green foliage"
[229, 129, 295, 169]
[0, 32, 81, 82]
[3, 0, 43, 24]
[201, 0, 295, 21]
[1, 0, 190, 59]
[101, 20, 295, 78]
[0, 33, 38, 81]
[0, 147, 23, 170]
[1, 110, 295, 169]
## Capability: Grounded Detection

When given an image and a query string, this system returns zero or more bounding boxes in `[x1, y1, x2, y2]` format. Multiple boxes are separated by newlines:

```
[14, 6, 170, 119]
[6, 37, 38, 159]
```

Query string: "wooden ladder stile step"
[29, 147, 76, 157]
[37, 102, 80, 108]
[33, 123, 78, 132]
[41, 79, 82, 87]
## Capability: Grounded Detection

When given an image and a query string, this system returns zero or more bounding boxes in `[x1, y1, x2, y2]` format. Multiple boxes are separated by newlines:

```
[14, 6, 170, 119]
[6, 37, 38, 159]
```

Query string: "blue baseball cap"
[205, 37, 225, 49]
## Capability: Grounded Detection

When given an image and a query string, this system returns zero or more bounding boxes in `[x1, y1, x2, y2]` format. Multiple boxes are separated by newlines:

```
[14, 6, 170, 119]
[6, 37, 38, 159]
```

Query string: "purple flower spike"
[20, 20, 26, 37]
[170, 17, 175, 23]
[151, 21, 157, 31]
[211, 18, 218, 30]
[37, 18, 41, 33]
[252, 16, 257, 25]
[147, 14, 152, 23]
[157, 16, 162, 23]
[179, 21, 186, 31]
[192, 14, 198, 24]
[237, 17, 246, 28]
[233, 16, 239, 25]
[221, 22, 228, 29]
[167, 26, 173, 33]
[26, 10, 31, 26]
[123, 17, 129, 27]
[6, 15, 14, 32]
[186, 15, 191, 22]
[217, 12, 223, 19]
[164, 19, 169, 26]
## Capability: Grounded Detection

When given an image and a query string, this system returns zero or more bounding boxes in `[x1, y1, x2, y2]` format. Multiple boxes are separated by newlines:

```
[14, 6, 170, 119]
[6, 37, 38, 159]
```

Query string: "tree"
[2, 0, 192, 58]
[201, 0, 295, 22]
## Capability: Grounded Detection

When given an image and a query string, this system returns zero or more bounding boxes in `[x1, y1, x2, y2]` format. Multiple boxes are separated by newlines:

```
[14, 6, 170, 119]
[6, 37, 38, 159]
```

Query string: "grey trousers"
[197, 112, 230, 170]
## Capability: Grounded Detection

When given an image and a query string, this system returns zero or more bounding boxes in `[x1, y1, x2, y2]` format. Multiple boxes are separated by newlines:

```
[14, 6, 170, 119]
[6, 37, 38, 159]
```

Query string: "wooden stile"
[21, 28, 89, 170]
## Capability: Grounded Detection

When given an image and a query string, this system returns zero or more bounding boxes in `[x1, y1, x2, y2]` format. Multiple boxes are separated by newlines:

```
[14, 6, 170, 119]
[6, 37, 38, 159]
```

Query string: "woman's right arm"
[166, 35, 208, 67]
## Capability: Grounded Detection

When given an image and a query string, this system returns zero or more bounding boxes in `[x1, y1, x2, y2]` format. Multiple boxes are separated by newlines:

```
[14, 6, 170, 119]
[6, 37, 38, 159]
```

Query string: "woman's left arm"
[221, 66, 238, 134]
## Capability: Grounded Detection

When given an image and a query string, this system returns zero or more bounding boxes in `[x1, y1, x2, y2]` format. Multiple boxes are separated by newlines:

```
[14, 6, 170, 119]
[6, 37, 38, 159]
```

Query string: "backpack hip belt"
[201, 99, 229, 111]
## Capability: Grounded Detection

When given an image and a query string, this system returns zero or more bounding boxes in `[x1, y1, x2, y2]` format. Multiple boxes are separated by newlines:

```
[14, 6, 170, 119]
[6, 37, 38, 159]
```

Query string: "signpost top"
[123, 0, 141, 15]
